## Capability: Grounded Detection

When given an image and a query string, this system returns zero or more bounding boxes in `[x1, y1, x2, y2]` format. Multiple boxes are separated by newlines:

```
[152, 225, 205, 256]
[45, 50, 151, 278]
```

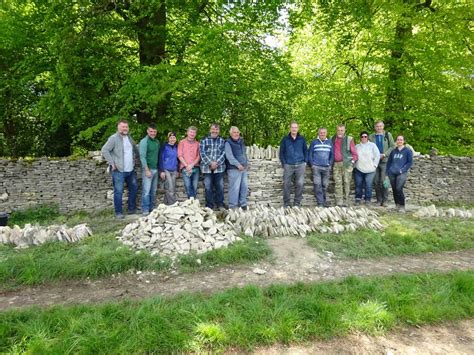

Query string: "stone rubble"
[118, 199, 241, 258]
[225, 205, 384, 238]
[119, 201, 385, 258]
[0, 223, 92, 248]
[413, 205, 473, 218]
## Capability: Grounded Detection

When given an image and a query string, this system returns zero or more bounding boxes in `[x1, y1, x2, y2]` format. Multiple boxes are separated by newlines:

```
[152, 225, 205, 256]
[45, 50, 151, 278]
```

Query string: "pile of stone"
[118, 199, 240, 257]
[246, 145, 279, 160]
[0, 223, 92, 248]
[413, 205, 473, 218]
[225, 205, 384, 238]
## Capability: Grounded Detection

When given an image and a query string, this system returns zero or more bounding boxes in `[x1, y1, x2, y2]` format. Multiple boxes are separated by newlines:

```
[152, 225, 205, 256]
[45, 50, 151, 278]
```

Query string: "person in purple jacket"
[159, 132, 179, 205]
[386, 135, 413, 212]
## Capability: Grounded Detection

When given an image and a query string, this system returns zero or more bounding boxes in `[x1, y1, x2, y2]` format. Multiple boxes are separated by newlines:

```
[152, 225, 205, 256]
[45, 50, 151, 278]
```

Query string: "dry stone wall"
[0, 146, 472, 213]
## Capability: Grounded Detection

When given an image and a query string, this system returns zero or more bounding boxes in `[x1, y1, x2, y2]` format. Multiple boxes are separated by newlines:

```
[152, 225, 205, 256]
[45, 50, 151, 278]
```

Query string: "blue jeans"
[141, 169, 158, 213]
[389, 172, 408, 206]
[204, 172, 224, 209]
[182, 167, 200, 198]
[112, 170, 138, 215]
[227, 169, 248, 209]
[283, 163, 306, 207]
[311, 166, 330, 206]
[354, 169, 376, 202]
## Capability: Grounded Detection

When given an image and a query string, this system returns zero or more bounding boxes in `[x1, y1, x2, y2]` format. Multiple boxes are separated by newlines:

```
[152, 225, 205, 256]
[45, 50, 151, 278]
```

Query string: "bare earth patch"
[246, 319, 474, 355]
[1, 237, 472, 311]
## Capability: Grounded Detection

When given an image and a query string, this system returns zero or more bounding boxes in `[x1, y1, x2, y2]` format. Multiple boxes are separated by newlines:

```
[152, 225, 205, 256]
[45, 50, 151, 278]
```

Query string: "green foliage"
[8, 205, 61, 227]
[0, 0, 472, 156]
[306, 214, 474, 258]
[1, 272, 473, 352]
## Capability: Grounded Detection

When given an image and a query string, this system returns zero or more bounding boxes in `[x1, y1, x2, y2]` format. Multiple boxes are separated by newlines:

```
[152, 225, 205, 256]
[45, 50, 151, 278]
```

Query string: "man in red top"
[331, 124, 358, 206]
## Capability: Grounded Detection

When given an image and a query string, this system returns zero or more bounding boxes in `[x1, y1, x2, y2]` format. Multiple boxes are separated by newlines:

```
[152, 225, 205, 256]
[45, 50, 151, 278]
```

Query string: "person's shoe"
[380, 201, 388, 207]
[317, 204, 324, 208]
[128, 210, 138, 215]
[142, 211, 149, 216]
[398, 205, 406, 213]
[365, 201, 371, 207]
[115, 214, 124, 219]
[355, 200, 361, 206]
[241, 206, 248, 211]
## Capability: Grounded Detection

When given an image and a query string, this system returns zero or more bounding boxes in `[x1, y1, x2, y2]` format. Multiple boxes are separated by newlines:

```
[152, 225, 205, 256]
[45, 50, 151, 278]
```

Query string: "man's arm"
[225, 142, 241, 168]
[216, 139, 226, 166]
[385, 132, 395, 156]
[349, 138, 358, 162]
[279, 137, 286, 166]
[101, 136, 116, 167]
[139, 138, 148, 169]
[302, 138, 308, 163]
[307, 141, 314, 166]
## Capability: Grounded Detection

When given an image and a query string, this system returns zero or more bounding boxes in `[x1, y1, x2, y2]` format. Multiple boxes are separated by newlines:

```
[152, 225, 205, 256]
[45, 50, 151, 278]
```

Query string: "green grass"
[307, 215, 474, 259]
[8, 205, 61, 228]
[0, 235, 271, 289]
[1, 271, 472, 353]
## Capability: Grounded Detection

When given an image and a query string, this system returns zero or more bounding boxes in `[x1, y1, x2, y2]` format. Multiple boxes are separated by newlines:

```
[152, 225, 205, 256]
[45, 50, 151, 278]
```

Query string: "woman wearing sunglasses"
[354, 131, 380, 206]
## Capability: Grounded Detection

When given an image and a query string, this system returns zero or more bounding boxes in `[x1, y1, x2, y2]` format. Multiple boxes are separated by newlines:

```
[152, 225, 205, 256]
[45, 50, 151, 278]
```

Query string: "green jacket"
[369, 131, 395, 162]
[139, 136, 160, 170]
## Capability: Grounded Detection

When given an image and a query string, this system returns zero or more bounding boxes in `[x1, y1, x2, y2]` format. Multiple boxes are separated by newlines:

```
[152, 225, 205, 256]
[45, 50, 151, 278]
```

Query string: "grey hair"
[229, 126, 240, 134]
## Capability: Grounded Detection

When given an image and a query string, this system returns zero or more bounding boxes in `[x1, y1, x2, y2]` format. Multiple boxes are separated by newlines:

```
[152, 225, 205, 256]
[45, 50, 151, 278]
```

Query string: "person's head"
[336, 124, 345, 138]
[374, 121, 384, 134]
[146, 123, 157, 139]
[168, 132, 177, 145]
[396, 135, 405, 147]
[229, 126, 240, 140]
[359, 131, 369, 143]
[290, 121, 299, 136]
[117, 119, 129, 136]
[318, 127, 327, 140]
[186, 126, 197, 140]
[209, 123, 220, 138]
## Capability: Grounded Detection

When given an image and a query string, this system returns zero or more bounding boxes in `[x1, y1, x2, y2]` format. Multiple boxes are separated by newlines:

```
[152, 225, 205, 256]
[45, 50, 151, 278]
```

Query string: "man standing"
[369, 121, 395, 206]
[178, 126, 201, 199]
[308, 127, 333, 207]
[279, 121, 307, 208]
[139, 123, 160, 216]
[225, 126, 248, 210]
[101, 120, 139, 218]
[200, 123, 226, 209]
[331, 124, 358, 206]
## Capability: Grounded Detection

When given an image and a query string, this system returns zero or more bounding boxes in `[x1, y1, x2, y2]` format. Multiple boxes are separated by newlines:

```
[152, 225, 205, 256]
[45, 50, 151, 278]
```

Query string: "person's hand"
[210, 161, 218, 170]
[111, 164, 117, 171]
[186, 165, 193, 174]
[380, 153, 385, 161]
[145, 168, 152, 178]
[237, 164, 245, 171]
[160, 172, 166, 180]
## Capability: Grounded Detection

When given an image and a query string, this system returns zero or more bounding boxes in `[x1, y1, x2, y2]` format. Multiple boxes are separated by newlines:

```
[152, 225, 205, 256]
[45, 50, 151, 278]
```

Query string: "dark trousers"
[389, 172, 408, 206]
[204, 172, 224, 209]
[374, 161, 388, 203]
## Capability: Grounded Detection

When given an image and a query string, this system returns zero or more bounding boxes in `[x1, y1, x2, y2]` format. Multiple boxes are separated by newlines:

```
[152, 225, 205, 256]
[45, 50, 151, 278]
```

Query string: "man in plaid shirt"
[200, 123, 226, 209]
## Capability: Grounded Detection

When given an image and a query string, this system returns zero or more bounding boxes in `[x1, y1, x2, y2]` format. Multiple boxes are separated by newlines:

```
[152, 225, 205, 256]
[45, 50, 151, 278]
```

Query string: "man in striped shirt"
[308, 127, 334, 207]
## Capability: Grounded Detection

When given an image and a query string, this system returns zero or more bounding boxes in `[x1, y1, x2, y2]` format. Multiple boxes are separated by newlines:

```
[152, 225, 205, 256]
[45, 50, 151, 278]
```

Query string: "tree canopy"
[0, 0, 472, 157]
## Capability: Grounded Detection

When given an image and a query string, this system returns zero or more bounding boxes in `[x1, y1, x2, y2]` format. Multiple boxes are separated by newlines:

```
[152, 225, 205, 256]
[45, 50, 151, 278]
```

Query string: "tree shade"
[0, 0, 472, 157]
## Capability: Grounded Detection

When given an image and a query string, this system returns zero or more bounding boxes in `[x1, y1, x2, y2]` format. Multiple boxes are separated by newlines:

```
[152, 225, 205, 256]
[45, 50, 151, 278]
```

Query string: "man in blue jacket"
[308, 127, 334, 207]
[279, 121, 308, 208]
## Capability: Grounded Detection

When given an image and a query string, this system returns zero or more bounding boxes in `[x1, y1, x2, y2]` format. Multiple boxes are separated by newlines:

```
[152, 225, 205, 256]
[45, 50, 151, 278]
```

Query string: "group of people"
[281, 121, 413, 212]
[101, 121, 248, 218]
[101, 119, 413, 219]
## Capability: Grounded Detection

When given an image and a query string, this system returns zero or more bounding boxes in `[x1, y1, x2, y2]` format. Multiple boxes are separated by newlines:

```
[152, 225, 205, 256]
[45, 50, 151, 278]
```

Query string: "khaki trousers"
[333, 162, 353, 204]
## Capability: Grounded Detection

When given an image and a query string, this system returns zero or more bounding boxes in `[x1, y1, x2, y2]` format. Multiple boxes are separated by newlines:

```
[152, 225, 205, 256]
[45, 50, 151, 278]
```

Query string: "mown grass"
[0, 234, 271, 289]
[1, 271, 472, 353]
[307, 215, 474, 259]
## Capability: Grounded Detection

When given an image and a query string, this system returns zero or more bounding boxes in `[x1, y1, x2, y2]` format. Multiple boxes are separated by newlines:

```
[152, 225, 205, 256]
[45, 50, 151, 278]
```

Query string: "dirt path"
[1, 238, 473, 311]
[247, 319, 474, 355]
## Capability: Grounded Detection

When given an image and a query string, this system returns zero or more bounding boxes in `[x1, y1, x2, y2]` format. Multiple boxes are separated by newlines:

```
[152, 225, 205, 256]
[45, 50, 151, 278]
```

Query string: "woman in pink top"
[177, 126, 201, 198]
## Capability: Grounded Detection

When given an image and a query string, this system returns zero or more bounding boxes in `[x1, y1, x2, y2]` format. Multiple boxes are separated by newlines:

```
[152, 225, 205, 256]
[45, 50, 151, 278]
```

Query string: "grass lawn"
[307, 214, 474, 259]
[1, 271, 472, 353]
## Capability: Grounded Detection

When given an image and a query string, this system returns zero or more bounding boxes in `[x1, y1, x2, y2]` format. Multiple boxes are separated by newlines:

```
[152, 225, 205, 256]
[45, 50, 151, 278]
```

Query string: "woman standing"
[354, 131, 380, 206]
[159, 132, 179, 205]
[386, 135, 413, 212]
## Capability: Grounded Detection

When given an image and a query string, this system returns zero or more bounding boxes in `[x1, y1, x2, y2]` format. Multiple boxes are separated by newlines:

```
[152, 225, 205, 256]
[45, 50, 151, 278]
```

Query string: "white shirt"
[123, 136, 134, 172]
